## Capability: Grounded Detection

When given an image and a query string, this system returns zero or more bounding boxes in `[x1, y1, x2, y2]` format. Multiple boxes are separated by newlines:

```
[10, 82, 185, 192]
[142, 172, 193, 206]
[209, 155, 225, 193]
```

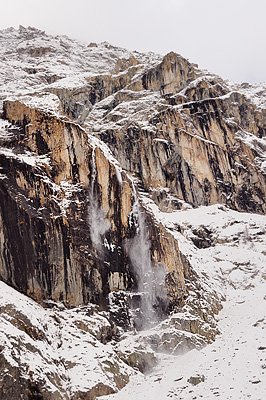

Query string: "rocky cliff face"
[0, 26, 265, 399]
[0, 99, 187, 311]
[86, 55, 266, 214]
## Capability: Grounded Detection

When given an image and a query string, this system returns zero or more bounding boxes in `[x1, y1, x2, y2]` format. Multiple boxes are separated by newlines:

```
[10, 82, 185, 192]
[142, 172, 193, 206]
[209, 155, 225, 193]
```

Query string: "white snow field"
[101, 205, 266, 400]
[102, 284, 265, 400]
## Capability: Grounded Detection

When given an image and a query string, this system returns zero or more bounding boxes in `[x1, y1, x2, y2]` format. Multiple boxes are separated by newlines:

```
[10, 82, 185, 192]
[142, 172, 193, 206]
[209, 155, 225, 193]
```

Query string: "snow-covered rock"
[0, 26, 265, 399]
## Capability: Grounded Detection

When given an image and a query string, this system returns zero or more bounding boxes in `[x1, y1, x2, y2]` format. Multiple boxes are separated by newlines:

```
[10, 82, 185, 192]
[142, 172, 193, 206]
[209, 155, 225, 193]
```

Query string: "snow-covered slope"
[0, 25, 162, 110]
[0, 280, 138, 398]
[104, 284, 265, 400]
[101, 205, 266, 400]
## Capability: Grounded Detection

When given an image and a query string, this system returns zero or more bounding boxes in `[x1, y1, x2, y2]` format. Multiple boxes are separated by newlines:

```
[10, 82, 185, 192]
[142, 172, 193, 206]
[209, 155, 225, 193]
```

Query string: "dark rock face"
[142, 52, 197, 95]
[0, 356, 29, 400]
[187, 374, 205, 386]
[0, 100, 187, 310]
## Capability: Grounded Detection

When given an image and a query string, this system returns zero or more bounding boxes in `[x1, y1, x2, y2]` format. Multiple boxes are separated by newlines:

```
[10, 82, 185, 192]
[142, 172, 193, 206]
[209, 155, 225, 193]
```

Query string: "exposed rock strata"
[92, 76, 266, 213]
[0, 100, 187, 310]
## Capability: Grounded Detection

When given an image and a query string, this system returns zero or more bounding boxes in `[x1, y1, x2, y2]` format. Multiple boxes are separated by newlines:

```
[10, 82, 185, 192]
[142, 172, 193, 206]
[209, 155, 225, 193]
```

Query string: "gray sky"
[1, 0, 265, 83]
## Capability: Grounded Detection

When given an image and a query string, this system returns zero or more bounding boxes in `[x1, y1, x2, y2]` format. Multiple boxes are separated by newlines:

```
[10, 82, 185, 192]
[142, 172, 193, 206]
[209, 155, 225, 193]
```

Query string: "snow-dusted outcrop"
[0, 26, 265, 399]
[0, 281, 135, 399]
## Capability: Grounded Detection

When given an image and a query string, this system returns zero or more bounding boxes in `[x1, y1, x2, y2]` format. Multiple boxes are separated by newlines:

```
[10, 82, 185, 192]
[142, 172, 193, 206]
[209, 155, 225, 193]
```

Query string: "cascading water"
[87, 147, 167, 329]
[128, 182, 168, 330]
[88, 146, 110, 248]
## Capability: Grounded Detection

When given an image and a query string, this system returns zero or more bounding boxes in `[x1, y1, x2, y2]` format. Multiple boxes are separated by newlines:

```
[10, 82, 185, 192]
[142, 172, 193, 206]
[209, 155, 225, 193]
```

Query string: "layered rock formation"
[0, 99, 187, 310]
[0, 26, 265, 399]
[87, 55, 266, 213]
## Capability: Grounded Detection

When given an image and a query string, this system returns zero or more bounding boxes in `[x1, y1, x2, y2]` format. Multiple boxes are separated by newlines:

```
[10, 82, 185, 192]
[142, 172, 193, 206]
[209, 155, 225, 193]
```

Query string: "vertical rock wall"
[0, 100, 187, 309]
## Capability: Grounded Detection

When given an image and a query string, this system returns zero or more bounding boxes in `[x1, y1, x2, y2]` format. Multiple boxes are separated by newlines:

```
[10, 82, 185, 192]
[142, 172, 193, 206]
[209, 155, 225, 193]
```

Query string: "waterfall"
[88, 146, 110, 248]
[128, 181, 168, 329]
